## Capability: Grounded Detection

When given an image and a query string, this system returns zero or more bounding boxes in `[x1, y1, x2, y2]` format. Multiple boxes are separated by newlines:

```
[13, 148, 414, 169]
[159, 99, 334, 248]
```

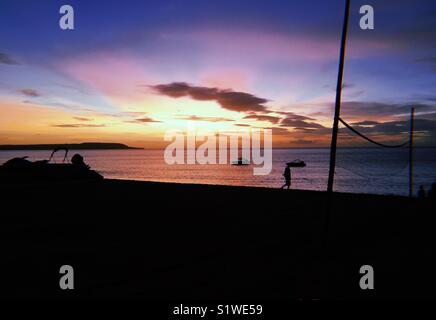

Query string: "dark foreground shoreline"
[1, 179, 435, 300]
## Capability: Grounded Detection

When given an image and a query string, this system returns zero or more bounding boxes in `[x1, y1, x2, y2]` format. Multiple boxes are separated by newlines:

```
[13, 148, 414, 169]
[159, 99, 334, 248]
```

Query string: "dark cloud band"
[151, 82, 269, 113]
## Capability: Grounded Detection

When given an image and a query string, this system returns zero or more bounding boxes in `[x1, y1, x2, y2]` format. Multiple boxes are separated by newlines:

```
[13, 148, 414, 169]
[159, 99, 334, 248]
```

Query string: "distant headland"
[0, 143, 142, 150]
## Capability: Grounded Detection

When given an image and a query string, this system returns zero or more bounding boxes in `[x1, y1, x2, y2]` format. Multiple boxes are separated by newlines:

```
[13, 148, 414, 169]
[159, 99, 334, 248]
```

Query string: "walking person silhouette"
[281, 164, 291, 189]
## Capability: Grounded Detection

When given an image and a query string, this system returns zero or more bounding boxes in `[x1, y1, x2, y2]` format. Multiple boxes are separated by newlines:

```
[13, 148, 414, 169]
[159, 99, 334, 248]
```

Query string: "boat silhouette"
[0, 148, 103, 184]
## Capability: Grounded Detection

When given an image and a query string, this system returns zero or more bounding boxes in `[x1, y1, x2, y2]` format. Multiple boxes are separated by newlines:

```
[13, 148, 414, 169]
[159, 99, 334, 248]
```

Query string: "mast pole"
[327, 0, 351, 193]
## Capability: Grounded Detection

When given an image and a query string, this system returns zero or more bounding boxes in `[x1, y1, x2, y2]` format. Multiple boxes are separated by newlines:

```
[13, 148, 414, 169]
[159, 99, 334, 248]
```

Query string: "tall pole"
[408, 107, 415, 197]
[327, 0, 351, 193]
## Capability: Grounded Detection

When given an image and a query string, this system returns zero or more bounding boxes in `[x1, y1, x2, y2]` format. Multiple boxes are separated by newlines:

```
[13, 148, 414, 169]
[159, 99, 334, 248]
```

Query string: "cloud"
[279, 111, 326, 130]
[19, 88, 41, 97]
[126, 117, 161, 124]
[264, 127, 291, 136]
[281, 119, 326, 129]
[216, 92, 268, 112]
[151, 82, 269, 113]
[348, 118, 436, 136]
[350, 120, 379, 126]
[51, 123, 106, 128]
[151, 82, 329, 129]
[274, 111, 315, 121]
[307, 101, 436, 123]
[243, 114, 281, 124]
[337, 118, 436, 145]
[176, 115, 234, 122]
[349, 121, 408, 136]
[73, 117, 93, 121]
[0, 52, 20, 65]
[292, 139, 314, 145]
[342, 83, 355, 90]
[340, 101, 436, 118]
[135, 117, 161, 123]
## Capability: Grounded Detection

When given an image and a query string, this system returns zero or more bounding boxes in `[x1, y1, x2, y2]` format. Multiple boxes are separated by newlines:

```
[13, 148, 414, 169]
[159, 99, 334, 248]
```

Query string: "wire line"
[339, 117, 409, 148]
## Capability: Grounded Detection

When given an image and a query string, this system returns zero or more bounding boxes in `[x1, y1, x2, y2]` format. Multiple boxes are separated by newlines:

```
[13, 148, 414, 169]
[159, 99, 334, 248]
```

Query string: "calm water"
[1, 148, 435, 196]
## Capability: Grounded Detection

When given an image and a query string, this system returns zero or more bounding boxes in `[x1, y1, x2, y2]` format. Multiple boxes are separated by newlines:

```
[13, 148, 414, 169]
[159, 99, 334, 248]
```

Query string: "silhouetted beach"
[1, 179, 435, 300]
[2, 147, 435, 196]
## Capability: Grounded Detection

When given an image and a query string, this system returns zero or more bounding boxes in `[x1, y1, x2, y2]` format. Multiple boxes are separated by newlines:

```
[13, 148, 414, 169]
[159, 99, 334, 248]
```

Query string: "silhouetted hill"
[0, 142, 142, 150]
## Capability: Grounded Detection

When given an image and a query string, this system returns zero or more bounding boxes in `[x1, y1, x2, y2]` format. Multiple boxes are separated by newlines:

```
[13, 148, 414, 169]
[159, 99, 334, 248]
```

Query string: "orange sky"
[2, 0, 435, 148]
[0, 97, 335, 148]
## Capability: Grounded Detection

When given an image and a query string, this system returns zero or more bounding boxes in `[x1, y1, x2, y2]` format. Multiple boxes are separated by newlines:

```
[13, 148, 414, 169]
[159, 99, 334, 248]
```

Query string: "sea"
[1, 148, 435, 196]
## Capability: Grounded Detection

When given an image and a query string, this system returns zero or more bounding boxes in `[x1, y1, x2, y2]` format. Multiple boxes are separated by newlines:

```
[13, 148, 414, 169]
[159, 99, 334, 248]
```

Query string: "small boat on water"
[231, 157, 250, 166]
[0, 148, 103, 184]
[286, 159, 306, 168]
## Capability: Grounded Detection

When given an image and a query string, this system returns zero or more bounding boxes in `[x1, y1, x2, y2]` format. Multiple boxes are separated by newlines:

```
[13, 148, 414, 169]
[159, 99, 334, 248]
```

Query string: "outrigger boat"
[0, 148, 103, 184]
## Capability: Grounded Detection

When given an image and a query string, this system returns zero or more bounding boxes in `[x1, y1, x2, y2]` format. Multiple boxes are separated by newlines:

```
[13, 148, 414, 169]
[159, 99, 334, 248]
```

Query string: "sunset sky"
[1, 0, 435, 148]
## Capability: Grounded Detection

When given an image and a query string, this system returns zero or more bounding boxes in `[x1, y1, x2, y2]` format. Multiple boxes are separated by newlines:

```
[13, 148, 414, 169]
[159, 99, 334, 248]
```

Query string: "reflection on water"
[1, 148, 435, 196]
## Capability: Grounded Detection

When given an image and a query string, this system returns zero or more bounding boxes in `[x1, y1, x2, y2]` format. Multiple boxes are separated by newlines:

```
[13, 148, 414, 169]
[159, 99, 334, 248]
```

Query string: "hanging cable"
[339, 117, 409, 148]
